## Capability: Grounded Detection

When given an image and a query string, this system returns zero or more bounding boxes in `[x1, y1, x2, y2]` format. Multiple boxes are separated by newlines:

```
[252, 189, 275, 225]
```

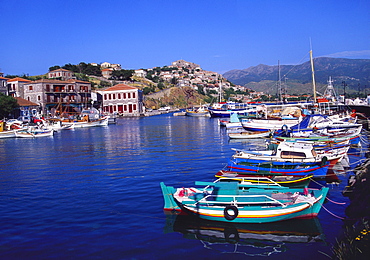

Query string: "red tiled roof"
[7, 77, 32, 83]
[48, 68, 73, 73]
[14, 97, 38, 107]
[0, 76, 10, 80]
[101, 84, 137, 91]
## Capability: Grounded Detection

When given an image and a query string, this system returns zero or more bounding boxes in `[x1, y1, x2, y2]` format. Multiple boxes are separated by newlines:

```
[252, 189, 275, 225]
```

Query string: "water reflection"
[164, 212, 325, 257]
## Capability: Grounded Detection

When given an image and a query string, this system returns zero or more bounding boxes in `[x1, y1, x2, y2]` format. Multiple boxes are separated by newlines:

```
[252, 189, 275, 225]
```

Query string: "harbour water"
[0, 114, 367, 259]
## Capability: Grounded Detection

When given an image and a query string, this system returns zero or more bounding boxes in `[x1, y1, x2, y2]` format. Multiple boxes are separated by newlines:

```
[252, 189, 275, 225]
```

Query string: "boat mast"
[218, 76, 222, 102]
[278, 60, 282, 103]
[309, 44, 317, 103]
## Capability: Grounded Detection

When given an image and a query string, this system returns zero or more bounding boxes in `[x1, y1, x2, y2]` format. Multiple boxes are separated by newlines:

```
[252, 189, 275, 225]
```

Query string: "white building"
[98, 83, 143, 116]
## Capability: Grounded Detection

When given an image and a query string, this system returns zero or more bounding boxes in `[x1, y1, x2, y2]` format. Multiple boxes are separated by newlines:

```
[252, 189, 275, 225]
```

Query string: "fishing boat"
[15, 127, 54, 138]
[160, 181, 329, 223]
[219, 112, 243, 128]
[226, 158, 329, 177]
[0, 120, 24, 139]
[209, 102, 258, 118]
[232, 141, 349, 166]
[62, 107, 109, 128]
[241, 118, 300, 132]
[228, 130, 271, 139]
[185, 105, 210, 117]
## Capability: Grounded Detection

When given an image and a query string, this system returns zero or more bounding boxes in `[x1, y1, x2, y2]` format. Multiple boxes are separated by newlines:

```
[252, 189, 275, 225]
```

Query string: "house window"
[113, 94, 116, 100]
[128, 93, 131, 99]
[104, 94, 107, 100]
[124, 105, 127, 111]
[109, 94, 112, 100]
[29, 86, 33, 91]
[133, 92, 136, 99]
[123, 93, 126, 99]
[118, 93, 121, 99]
[38, 95, 41, 101]
[133, 104, 137, 111]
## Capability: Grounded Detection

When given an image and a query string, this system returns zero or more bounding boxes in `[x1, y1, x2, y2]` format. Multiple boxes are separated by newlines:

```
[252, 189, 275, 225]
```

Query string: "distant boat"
[209, 102, 258, 118]
[228, 130, 271, 139]
[185, 105, 210, 117]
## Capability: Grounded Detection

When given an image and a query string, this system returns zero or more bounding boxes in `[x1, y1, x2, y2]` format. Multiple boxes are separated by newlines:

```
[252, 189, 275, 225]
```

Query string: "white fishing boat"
[15, 127, 54, 138]
[228, 130, 271, 139]
[61, 108, 109, 128]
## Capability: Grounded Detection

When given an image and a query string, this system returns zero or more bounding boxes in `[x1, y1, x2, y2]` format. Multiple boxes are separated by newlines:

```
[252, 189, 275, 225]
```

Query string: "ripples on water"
[0, 115, 366, 259]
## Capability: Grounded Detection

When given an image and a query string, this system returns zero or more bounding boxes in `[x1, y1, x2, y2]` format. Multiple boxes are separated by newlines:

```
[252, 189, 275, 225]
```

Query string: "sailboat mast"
[278, 60, 282, 102]
[310, 49, 317, 103]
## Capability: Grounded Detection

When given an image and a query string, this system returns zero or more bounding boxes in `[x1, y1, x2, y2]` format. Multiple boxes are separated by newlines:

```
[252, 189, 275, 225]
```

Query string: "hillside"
[223, 57, 370, 95]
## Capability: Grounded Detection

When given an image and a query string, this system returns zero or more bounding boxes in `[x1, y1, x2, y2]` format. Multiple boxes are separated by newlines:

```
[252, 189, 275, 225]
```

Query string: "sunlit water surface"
[0, 115, 366, 259]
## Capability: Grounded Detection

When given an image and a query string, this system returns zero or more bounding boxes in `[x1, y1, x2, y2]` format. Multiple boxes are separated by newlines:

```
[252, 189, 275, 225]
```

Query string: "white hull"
[63, 117, 109, 128]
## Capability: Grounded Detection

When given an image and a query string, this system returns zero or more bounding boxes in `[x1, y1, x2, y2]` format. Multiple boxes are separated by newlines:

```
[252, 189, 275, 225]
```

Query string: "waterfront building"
[98, 83, 143, 116]
[14, 97, 39, 122]
[23, 78, 91, 117]
[7, 77, 32, 98]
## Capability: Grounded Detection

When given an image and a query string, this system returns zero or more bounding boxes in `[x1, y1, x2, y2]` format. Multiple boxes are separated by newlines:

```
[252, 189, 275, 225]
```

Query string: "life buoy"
[224, 205, 238, 220]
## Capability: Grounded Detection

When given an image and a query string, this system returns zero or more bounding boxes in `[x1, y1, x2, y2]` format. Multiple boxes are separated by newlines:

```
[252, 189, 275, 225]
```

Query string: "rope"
[326, 197, 347, 205]
[321, 204, 345, 220]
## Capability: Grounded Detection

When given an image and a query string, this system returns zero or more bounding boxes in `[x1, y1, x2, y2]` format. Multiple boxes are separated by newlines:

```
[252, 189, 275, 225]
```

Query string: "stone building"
[7, 77, 32, 98]
[23, 78, 91, 116]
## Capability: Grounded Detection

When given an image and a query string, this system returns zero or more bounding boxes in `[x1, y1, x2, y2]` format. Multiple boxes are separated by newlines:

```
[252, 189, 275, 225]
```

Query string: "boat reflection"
[164, 212, 325, 257]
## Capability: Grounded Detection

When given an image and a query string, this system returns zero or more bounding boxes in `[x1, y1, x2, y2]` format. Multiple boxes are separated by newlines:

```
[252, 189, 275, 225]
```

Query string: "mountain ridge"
[223, 57, 370, 95]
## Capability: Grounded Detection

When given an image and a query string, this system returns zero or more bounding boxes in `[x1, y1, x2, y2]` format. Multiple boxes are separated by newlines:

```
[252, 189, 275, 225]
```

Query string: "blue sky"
[1, 0, 369, 76]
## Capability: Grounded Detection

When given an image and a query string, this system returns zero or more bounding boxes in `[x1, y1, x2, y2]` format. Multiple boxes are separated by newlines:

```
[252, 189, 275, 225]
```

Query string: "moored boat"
[160, 181, 329, 223]
[15, 127, 54, 138]
[61, 107, 109, 128]
[228, 130, 271, 139]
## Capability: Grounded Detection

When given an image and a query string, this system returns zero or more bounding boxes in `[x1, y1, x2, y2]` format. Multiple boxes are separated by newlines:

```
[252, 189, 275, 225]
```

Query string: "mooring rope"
[326, 197, 347, 205]
[321, 204, 345, 220]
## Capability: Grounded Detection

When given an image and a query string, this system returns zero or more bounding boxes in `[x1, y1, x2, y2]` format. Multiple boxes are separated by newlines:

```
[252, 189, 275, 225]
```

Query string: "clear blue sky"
[1, 0, 369, 76]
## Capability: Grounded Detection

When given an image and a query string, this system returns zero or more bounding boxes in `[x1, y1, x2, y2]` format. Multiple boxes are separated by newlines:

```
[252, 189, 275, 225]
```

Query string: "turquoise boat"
[160, 181, 329, 223]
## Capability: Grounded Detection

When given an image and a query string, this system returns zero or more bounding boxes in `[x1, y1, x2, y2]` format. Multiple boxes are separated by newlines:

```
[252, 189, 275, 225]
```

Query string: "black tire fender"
[224, 205, 238, 221]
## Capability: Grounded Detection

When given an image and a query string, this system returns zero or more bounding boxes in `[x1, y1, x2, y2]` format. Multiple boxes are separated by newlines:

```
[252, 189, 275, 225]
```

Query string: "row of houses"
[0, 69, 144, 119]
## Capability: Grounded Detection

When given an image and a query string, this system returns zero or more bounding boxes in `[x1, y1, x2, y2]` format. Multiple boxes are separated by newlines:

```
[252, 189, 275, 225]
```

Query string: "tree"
[49, 65, 61, 71]
[110, 70, 134, 81]
[0, 93, 19, 119]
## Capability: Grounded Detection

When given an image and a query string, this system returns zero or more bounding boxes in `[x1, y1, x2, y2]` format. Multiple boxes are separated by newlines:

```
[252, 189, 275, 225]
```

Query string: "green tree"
[0, 93, 19, 119]
[110, 70, 134, 80]
[157, 82, 165, 90]
[49, 65, 61, 71]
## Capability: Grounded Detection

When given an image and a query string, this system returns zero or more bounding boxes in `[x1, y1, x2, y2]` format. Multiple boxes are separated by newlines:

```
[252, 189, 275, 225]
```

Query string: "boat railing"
[214, 176, 283, 187]
[195, 194, 287, 207]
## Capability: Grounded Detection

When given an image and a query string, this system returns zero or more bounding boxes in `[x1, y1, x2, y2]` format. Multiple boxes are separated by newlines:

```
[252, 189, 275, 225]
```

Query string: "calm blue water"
[0, 114, 366, 259]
